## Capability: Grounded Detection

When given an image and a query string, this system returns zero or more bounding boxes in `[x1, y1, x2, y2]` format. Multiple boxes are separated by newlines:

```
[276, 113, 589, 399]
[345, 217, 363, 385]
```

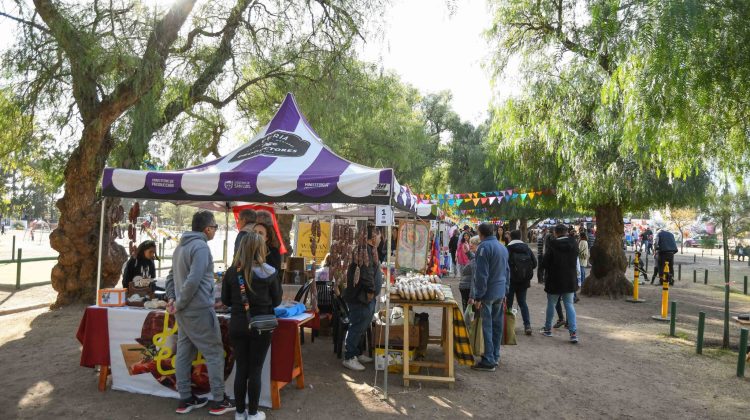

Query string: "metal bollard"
[693, 270, 696, 283]
[738, 329, 748, 377]
[669, 301, 677, 337]
[678, 264, 682, 281]
[719, 256, 721, 265]
[11, 235, 16, 261]
[704, 269, 708, 285]
[15, 248, 22, 290]
[745, 275, 748, 295]
[694, 254, 696, 263]
[697, 312, 706, 354]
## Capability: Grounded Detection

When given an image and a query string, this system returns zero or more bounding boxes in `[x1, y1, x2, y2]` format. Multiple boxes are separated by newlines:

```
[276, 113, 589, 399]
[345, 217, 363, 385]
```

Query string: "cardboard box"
[373, 324, 420, 348]
[374, 347, 419, 373]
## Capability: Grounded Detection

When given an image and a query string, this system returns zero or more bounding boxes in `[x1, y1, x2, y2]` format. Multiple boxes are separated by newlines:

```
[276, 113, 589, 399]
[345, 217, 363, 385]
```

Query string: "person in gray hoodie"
[166, 210, 234, 415]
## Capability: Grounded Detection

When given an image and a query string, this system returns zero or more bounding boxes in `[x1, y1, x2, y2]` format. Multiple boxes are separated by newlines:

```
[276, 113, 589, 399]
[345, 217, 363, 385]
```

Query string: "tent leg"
[96, 197, 106, 298]
[383, 209, 392, 400]
[224, 204, 229, 267]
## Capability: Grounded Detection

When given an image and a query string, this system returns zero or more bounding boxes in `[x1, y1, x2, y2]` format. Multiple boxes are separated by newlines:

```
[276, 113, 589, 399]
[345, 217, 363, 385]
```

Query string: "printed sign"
[375, 205, 394, 226]
[296, 221, 331, 260]
[229, 131, 310, 162]
[371, 182, 391, 196]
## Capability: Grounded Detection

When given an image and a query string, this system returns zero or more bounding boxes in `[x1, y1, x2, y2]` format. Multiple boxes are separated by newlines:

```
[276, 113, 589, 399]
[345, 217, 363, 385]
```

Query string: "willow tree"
[1, 0, 379, 306]
[486, 0, 708, 297]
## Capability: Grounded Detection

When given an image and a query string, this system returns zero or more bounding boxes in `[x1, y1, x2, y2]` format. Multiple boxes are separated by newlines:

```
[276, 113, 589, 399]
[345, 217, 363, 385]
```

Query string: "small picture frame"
[98, 288, 127, 307]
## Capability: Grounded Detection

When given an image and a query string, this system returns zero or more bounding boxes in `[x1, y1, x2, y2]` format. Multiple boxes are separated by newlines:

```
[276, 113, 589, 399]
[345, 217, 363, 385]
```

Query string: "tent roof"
[102, 93, 417, 212]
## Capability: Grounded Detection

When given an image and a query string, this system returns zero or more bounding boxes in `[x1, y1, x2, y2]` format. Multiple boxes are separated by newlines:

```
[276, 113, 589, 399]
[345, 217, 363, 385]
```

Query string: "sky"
[359, 0, 521, 125]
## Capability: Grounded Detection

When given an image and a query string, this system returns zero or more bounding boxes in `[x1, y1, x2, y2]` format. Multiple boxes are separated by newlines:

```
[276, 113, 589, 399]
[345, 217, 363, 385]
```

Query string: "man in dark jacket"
[536, 228, 547, 283]
[342, 225, 382, 371]
[540, 224, 580, 344]
[507, 230, 537, 335]
[448, 230, 459, 275]
[653, 228, 678, 285]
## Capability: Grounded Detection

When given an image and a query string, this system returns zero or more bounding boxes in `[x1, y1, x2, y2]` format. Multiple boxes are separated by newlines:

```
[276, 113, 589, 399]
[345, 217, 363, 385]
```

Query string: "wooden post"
[737, 328, 748, 377]
[696, 312, 705, 354]
[15, 248, 22, 290]
[678, 264, 682, 281]
[11, 235, 16, 261]
[704, 269, 708, 285]
[745, 275, 748, 295]
[693, 270, 696, 283]
[669, 301, 677, 337]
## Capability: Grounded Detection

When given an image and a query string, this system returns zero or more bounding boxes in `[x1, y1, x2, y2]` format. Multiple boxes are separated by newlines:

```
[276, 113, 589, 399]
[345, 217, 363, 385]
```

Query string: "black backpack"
[509, 249, 534, 284]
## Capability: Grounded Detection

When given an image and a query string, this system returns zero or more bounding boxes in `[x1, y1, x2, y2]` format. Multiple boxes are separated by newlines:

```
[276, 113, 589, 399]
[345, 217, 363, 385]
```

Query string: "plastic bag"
[468, 308, 484, 357]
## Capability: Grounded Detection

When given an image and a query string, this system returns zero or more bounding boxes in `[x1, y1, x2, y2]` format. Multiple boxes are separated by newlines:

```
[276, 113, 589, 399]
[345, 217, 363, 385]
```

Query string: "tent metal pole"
[223, 203, 229, 267]
[383, 206, 392, 400]
[96, 196, 106, 299]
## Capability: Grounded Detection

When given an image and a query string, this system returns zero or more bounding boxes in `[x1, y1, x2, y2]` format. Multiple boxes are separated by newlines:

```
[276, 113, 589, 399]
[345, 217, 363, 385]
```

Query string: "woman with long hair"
[122, 240, 159, 290]
[221, 233, 282, 420]
[253, 210, 282, 273]
[455, 232, 471, 275]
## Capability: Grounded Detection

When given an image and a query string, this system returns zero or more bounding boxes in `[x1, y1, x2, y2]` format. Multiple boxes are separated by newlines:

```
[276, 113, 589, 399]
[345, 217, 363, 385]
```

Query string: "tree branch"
[0, 11, 50, 33]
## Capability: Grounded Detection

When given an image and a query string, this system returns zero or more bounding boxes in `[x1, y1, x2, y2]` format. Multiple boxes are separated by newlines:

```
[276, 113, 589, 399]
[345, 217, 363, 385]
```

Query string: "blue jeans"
[545, 293, 576, 333]
[480, 298, 504, 366]
[579, 265, 586, 287]
[506, 284, 530, 328]
[344, 302, 372, 360]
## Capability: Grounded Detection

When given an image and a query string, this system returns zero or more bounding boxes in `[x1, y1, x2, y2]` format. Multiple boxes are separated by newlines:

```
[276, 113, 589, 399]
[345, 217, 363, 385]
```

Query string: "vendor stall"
[93, 93, 419, 402]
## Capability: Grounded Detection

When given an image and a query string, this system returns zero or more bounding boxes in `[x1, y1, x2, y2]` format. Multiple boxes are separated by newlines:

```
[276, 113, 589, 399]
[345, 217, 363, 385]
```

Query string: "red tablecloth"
[76, 306, 306, 383]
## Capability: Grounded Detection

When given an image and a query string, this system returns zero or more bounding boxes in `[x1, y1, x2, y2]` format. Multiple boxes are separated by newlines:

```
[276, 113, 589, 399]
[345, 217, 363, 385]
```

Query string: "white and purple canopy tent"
[102, 93, 417, 211]
[96, 93, 416, 398]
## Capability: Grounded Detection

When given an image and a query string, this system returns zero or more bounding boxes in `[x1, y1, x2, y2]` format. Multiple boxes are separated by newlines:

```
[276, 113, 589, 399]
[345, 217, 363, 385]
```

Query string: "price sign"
[430, 220, 437, 230]
[375, 205, 394, 226]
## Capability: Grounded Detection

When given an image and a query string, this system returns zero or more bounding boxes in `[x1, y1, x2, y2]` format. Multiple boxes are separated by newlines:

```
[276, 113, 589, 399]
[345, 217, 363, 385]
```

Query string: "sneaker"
[357, 354, 373, 363]
[570, 332, 579, 344]
[553, 319, 566, 329]
[470, 362, 496, 372]
[342, 357, 365, 371]
[540, 328, 553, 337]
[524, 326, 532, 336]
[247, 411, 266, 420]
[208, 395, 236, 416]
[176, 395, 208, 414]
[235, 410, 248, 420]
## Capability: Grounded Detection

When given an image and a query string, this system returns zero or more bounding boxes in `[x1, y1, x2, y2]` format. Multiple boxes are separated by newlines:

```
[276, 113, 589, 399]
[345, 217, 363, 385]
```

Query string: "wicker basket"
[127, 284, 154, 306]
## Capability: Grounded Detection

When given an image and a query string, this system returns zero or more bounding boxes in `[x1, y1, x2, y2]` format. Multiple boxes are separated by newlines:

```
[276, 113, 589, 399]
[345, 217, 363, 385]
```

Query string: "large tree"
[1, 0, 379, 306]
[486, 0, 708, 297]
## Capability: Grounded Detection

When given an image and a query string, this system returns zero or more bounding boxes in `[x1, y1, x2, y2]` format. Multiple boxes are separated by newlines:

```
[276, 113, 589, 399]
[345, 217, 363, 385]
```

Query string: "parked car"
[684, 238, 700, 247]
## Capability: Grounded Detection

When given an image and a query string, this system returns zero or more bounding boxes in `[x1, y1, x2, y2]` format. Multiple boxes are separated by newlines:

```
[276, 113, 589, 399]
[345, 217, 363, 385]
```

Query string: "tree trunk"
[276, 213, 294, 261]
[519, 218, 528, 243]
[581, 203, 632, 298]
[721, 218, 730, 349]
[49, 130, 127, 307]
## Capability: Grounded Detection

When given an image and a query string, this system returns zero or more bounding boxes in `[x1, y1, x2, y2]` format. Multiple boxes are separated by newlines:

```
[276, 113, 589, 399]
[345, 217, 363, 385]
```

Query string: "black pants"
[537, 254, 545, 283]
[231, 330, 272, 414]
[459, 288, 471, 311]
[656, 252, 676, 284]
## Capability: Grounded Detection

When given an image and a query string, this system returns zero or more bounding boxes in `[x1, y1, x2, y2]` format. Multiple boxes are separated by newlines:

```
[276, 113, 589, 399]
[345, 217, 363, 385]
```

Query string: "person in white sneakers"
[342, 225, 382, 370]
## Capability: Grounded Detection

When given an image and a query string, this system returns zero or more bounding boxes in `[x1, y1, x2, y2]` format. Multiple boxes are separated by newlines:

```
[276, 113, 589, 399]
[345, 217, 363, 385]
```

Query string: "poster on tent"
[295, 221, 331, 261]
[107, 306, 272, 407]
[396, 221, 430, 271]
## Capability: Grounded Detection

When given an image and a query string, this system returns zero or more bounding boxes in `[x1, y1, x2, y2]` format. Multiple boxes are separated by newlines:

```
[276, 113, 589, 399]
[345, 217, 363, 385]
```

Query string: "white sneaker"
[247, 411, 266, 420]
[342, 357, 366, 371]
[235, 410, 247, 420]
[357, 354, 373, 363]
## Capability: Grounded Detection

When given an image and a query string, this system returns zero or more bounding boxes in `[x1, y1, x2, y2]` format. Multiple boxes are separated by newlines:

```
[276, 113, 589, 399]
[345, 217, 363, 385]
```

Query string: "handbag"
[468, 307, 484, 357]
[502, 300, 517, 345]
[238, 272, 278, 333]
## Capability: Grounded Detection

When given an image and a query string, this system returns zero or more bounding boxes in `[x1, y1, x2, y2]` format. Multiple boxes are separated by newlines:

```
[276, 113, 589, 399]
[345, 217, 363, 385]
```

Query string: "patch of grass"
[701, 347, 736, 360]
[659, 331, 691, 341]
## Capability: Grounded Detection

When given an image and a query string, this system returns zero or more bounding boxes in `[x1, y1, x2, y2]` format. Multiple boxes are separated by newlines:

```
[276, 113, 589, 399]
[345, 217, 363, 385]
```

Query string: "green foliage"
[486, 0, 709, 213]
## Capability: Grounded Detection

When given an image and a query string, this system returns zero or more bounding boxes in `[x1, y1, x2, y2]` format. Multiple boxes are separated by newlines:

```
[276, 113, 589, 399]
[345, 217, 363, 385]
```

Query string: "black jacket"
[343, 244, 378, 306]
[266, 246, 282, 273]
[654, 230, 678, 253]
[221, 264, 282, 337]
[448, 235, 459, 255]
[121, 257, 156, 290]
[542, 236, 579, 295]
[507, 240, 538, 289]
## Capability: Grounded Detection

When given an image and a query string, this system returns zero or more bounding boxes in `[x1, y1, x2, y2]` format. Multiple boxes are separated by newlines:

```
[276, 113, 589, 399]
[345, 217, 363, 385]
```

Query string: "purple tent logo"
[371, 183, 390, 196]
[229, 131, 310, 162]
[223, 180, 233, 190]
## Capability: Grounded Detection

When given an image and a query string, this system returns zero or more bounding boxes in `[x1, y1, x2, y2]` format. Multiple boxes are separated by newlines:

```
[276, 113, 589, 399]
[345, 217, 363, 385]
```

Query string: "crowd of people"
[446, 222, 592, 371]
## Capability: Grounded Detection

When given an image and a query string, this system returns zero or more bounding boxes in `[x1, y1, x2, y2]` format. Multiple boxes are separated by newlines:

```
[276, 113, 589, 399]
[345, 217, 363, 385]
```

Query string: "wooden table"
[389, 296, 455, 388]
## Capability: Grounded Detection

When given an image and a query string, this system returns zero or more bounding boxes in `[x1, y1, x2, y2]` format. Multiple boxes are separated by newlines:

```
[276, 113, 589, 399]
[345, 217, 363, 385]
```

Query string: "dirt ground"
[2, 257, 750, 420]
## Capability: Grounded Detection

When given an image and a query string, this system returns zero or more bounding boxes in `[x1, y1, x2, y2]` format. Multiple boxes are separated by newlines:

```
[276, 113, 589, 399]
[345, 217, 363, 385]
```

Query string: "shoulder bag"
[238, 272, 278, 332]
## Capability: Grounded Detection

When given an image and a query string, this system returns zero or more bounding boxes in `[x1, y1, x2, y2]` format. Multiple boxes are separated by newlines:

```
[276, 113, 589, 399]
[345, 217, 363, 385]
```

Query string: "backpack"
[509, 249, 534, 284]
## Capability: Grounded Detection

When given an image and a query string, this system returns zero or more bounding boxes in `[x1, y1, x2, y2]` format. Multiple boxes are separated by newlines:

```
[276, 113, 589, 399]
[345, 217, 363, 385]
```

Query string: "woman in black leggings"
[222, 233, 282, 420]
